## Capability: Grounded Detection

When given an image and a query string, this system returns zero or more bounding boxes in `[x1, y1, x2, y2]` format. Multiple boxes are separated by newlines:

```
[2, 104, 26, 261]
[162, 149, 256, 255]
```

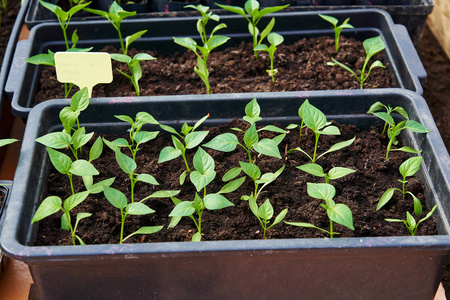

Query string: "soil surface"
[34, 121, 436, 246]
[33, 35, 394, 104]
[0, 0, 20, 64]
[417, 26, 450, 299]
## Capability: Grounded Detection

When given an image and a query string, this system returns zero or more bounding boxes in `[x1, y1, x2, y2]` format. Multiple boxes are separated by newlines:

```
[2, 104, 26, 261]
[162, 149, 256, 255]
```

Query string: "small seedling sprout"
[32, 192, 92, 245]
[376, 156, 425, 216]
[249, 196, 288, 239]
[204, 98, 286, 164]
[217, 0, 288, 59]
[158, 114, 210, 185]
[284, 182, 354, 238]
[169, 147, 241, 241]
[318, 14, 354, 52]
[327, 36, 386, 89]
[287, 99, 355, 163]
[385, 204, 437, 236]
[174, 4, 229, 94]
[367, 101, 429, 160]
[254, 32, 284, 82]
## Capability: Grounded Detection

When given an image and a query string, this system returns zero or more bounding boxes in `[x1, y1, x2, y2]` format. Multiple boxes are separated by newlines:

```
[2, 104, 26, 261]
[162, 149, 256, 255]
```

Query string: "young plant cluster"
[31, 93, 434, 245]
[26, 1, 390, 99]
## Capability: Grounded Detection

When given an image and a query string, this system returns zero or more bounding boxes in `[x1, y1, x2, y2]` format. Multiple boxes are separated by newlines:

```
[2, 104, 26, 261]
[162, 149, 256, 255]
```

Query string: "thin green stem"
[312, 133, 320, 163]
[182, 152, 190, 173]
[117, 29, 126, 55]
[64, 211, 76, 245]
[329, 219, 334, 238]
[120, 210, 126, 244]
[386, 138, 393, 160]
[68, 174, 75, 195]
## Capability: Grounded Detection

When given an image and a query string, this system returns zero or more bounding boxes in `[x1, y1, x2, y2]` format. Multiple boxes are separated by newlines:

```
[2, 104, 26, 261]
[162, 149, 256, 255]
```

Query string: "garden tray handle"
[392, 24, 427, 88]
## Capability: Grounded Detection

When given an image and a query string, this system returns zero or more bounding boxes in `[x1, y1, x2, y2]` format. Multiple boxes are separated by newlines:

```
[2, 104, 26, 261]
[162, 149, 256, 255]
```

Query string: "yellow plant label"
[55, 52, 113, 97]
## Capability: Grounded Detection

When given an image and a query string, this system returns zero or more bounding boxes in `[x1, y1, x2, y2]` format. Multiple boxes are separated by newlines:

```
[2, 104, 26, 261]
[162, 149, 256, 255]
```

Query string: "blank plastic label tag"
[55, 52, 113, 97]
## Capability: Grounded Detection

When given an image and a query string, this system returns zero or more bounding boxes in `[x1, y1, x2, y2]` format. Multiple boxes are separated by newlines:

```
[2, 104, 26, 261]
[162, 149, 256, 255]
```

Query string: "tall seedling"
[217, 0, 288, 59]
[318, 14, 354, 52]
[174, 4, 229, 94]
[327, 36, 386, 89]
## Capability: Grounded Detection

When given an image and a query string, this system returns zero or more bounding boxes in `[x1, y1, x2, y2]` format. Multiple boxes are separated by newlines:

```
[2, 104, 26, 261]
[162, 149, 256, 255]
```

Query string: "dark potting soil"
[0, 0, 20, 64]
[33, 120, 437, 246]
[33, 35, 394, 105]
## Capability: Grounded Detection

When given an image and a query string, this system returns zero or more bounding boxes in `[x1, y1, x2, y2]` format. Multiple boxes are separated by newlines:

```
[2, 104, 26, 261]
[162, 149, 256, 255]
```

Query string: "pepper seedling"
[217, 0, 288, 59]
[104, 112, 160, 203]
[103, 186, 177, 244]
[297, 163, 355, 184]
[367, 101, 409, 136]
[32, 192, 92, 245]
[249, 195, 288, 239]
[367, 101, 429, 160]
[204, 98, 286, 163]
[158, 114, 210, 185]
[169, 147, 241, 241]
[287, 100, 355, 163]
[286, 99, 308, 141]
[377, 156, 424, 216]
[327, 36, 386, 89]
[174, 4, 229, 94]
[318, 14, 354, 52]
[254, 32, 284, 82]
[385, 204, 437, 236]
[284, 182, 354, 238]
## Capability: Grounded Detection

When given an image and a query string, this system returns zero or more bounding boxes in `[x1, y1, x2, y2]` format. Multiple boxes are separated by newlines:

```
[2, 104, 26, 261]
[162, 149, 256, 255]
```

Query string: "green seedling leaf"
[204, 133, 239, 152]
[243, 98, 262, 125]
[271, 208, 288, 227]
[328, 167, 356, 180]
[328, 203, 354, 230]
[307, 182, 335, 202]
[222, 167, 242, 181]
[47, 148, 72, 175]
[123, 226, 163, 242]
[36, 132, 71, 149]
[185, 131, 209, 149]
[403, 120, 430, 133]
[87, 177, 115, 194]
[104, 186, 127, 210]
[244, 124, 259, 149]
[204, 193, 234, 210]
[239, 161, 261, 181]
[134, 131, 159, 146]
[89, 137, 103, 162]
[169, 201, 196, 217]
[158, 146, 182, 163]
[69, 159, 99, 177]
[253, 138, 281, 159]
[136, 174, 159, 185]
[0, 138, 18, 147]
[32, 196, 62, 223]
[364, 36, 385, 58]
[391, 146, 422, 154]
[297, 163, 325, 177]
[192, 232, 202, 241]
[127, 202, 154, 215]
[399, 156, 422, 178]
[258, 199, 274, 220]
[317, 137, 355, 160]
[115, 149, 137, 175]
[63, 191, 89, 212]
[218, 177, 246, 194]
[377, 188, 397, 210]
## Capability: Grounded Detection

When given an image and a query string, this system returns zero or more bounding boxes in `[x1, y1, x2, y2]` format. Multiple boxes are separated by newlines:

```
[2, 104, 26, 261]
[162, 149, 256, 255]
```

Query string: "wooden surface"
[427, 0, 450, 59]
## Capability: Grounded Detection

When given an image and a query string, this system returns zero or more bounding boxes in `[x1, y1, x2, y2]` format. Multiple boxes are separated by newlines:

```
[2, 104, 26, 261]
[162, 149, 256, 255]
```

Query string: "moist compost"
[34, 120, 437, 246]
[33, 35, 395, 105]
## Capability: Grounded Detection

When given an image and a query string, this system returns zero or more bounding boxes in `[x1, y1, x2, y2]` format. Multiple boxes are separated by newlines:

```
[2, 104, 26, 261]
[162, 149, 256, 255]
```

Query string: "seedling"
[204, 98, 286, 163]
[377, 156, 424, 216]
[217, 0, 288, 59]
[39, 0, 91, 50]
[287, 100, 355, 163]
[103, 186, 175, 244]
[0, 139, 18, 148]
[327, 36, 386, 89]
[385, 204, 437, 236]
[169, 147, 240, 241]
[249, 196, 288, 239]
[286, 99, 308, 141]
[318, 14, 354, 52]
[297, 163, 355, 184]
[32, 192, 92, 245]
[367, 101, 409, 136]
[285, 183, 354, 238]
[84, 1, 139, 55]
[158, 114, 210, 184]
[254, 32, 284, 82]
[104, 112, 160, 202]
[174, 4, 229, 94]
[367, 101, 429, 159]
[110, 52, 155, 96]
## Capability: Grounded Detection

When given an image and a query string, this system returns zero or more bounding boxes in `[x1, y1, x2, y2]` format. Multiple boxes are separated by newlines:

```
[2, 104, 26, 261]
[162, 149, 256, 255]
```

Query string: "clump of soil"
[33, 120, 436, 246]
[33, 35, 395, 105]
